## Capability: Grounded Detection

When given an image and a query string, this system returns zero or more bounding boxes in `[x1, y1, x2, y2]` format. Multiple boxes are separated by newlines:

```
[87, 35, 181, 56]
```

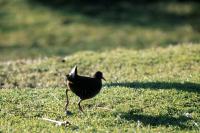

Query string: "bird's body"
[65, 66, 105, 113]
[67, 75, 102, 100]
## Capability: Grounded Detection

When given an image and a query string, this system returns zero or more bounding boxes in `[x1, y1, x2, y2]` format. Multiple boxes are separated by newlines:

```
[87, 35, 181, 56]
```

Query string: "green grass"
[0, 0, 200, 61]
[0, 44, 200, 132]
[0, 0, 200, 132]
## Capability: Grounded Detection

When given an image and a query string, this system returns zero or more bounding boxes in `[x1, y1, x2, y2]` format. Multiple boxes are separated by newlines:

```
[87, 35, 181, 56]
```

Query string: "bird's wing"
[76, 76, 100, 88]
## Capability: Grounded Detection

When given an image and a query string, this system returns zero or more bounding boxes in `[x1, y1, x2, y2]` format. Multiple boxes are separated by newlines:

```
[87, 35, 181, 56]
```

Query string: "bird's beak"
[102, 77, 106, 81]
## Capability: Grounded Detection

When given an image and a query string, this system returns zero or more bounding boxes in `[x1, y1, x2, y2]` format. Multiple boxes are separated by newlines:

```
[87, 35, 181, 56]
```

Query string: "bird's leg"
[78, 99, 84, 113]
[65, 89, 69, 113]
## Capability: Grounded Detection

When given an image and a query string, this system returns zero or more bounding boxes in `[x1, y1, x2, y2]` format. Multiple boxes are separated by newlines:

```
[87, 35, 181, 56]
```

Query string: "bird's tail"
[69, 65, 77, 77]
[66, 65, 77, 82]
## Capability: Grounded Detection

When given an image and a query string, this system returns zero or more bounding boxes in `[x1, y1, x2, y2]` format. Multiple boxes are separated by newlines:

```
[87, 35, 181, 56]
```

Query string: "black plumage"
[65, 66, 105, 113]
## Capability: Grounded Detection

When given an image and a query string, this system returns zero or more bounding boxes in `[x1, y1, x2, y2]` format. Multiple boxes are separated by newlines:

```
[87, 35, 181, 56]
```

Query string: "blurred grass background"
[0, 0, 199, 61]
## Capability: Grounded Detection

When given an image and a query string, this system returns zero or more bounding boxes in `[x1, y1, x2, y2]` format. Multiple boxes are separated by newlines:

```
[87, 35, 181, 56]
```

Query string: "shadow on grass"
[120, 110, 191, 129]
[105, 81, 200, 93]
[30, 0, 200, 31]
[0, 1, 199, 60]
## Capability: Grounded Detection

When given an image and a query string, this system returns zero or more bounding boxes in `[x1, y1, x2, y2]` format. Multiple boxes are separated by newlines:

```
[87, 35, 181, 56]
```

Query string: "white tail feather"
[69, 65, 77, 76]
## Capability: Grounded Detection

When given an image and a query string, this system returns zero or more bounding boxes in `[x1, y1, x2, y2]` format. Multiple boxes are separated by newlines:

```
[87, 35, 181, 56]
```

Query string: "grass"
[0, 44, 200, 132]
[0, 0, 200, 61]
[0, 0, 200, 132]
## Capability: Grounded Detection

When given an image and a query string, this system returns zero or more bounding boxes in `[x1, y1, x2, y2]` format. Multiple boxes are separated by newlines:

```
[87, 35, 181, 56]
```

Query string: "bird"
[65, 66, 105, 113]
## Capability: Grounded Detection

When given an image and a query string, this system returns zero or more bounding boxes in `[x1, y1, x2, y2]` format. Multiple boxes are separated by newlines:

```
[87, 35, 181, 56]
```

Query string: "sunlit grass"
[0, 44, 200, 132]
[0, 44, 199, 89]
[1, 87, 199, 132]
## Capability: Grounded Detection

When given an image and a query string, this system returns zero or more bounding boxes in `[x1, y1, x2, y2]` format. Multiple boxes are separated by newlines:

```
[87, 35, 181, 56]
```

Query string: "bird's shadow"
[105, 81, 200, 93]
[119, 110, 192, 129]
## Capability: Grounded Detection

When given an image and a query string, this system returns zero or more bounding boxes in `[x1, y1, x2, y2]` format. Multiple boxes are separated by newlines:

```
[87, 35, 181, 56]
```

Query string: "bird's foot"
[65, 110, 73, 116]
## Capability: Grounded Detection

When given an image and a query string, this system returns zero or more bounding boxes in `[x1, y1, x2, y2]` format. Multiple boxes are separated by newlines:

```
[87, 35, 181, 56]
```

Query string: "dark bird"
[65, 66, 105, 113]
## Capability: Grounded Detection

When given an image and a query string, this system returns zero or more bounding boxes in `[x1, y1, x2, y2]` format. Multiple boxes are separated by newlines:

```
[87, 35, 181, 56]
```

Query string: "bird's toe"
[65, 110, 73, 116]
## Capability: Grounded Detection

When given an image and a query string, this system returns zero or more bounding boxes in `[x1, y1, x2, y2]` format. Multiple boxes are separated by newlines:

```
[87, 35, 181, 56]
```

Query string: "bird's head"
[94, 71, 106, 81]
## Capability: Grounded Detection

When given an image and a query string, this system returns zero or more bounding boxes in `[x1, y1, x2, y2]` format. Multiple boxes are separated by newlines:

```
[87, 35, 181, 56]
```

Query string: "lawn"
[0, 44, 200, 132]
[0, 0, 200, 132]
